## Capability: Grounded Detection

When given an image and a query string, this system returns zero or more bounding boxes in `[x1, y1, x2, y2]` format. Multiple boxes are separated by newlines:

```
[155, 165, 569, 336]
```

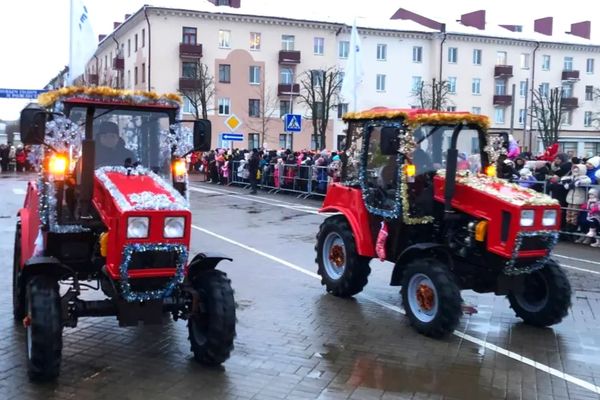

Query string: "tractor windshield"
[69, 107, 173, 177]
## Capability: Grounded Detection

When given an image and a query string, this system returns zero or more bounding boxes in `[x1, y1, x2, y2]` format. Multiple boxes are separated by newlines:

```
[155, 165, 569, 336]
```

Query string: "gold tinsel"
[400, 167, 435, 225]
[38, 86, 183, 107]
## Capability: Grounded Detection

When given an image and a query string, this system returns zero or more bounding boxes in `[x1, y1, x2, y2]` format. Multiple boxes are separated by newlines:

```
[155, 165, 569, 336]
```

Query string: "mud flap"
[187, 252, 233, 281]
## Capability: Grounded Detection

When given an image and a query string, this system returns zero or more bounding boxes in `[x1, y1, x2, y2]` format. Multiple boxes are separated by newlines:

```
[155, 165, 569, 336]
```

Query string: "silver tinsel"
[128, 191, 178, 210]
[45, 116, 83, 153]
[504, 230, 560, 275]
[119, 243, 188, 302]
[168, 124, 194, 157]
[37, 173, 89, 233]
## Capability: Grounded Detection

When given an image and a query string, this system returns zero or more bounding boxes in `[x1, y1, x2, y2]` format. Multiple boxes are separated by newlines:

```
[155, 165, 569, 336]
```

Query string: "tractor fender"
[319, 207, 375, 257]
[18, 256, 74, 294]
[390, 243, 454, 286]
[187, 252, 233, 281]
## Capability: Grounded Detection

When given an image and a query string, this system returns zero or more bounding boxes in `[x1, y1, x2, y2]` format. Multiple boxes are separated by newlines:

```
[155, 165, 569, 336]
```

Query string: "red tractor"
[316, 107, 571, 338]
[14, 87, 236, 380]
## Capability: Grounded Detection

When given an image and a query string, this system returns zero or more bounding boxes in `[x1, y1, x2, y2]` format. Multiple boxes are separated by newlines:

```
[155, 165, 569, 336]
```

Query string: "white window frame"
[540, 82, 550, 97]
[584, 111, 593, 127]
[518, 109, 526, 125]
[564, 56, 573, 71]
[519, 81, 527, 97]
[314, 37, 324, 55]
[219, 30, 231, 48]
[494, 108, 505, 124]
[280, 67, 293, 84]
[448, 47, 458, 63]
[218, 98, 231, 115]
[376, 74, 386, 92]
[249, 66, 261, 85]
[339, 41, 349, 58]
[471, 107, 481, 115]
[281, 35, 295, 51]
[520, 53, 530, 69]
[412, 46, 422, 63]
[376, 44, 387, 61]
[448, 77, 457, 94]
[250, 32, 261, 50]
[472, 49, 482, 65]
[542, 55, 551, 71]
[411, 76, 422, 93]
[496, 51, 507, 65]
[587, 58, 595, 74]
[472, 78, 481, 95]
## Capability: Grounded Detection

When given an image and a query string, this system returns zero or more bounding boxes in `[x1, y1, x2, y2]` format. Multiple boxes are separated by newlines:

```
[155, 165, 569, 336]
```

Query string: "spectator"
[517, 168, 536, 188]
[585, 156, 600, 184]
[577, 188, 600, 246]
[561, 164, 592, 238]
[248, 148, 260, 194]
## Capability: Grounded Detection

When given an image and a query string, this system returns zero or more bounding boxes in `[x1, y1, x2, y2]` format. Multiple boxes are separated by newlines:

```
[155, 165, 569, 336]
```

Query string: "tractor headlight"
[164, 217, 185, 238]
[127, 217, 149, 238]
[542, 210, 557, 226]
[520, 210, 535, 227]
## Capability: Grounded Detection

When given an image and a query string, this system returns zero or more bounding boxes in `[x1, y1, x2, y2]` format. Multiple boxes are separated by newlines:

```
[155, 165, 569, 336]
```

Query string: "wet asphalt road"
[0, 172, 599, 400]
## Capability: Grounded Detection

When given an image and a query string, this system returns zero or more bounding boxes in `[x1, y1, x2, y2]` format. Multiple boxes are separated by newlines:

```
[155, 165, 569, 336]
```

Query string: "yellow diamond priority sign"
[225, 114, 242, 131]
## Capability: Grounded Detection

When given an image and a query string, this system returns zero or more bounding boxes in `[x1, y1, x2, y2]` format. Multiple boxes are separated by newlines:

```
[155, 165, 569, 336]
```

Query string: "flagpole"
[353, 21, 357, 112]
[68, 0, 73, 86]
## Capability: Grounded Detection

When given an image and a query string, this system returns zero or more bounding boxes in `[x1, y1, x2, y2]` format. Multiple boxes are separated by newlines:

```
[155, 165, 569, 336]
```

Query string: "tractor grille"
[129, 250, 178, 270]
[519, 236, 551, 251]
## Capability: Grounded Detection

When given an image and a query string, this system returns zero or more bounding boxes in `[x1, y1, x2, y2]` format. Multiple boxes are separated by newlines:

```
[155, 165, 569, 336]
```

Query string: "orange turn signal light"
[485, 164, 497, 177]
[48, 154, 68, 178]
[475, 221, 488, 242]
[172, 159, 187, 176]
[404, 164, 416, 177]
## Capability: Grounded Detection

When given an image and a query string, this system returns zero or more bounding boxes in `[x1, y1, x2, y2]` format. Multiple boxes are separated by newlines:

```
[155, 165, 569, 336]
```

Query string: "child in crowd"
[517, 167, 536, 188]
[582, 188, 600, 247]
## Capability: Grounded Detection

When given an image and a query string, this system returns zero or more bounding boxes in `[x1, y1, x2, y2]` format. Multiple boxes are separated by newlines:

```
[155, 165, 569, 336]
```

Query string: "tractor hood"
[94, 166, 188, 213]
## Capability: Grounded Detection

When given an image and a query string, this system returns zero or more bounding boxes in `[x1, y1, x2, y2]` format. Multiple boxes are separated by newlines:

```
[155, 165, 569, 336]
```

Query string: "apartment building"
[82, 1, 600, 155]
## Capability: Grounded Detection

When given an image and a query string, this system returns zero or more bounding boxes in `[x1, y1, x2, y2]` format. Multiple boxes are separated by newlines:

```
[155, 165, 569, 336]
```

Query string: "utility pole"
[509, 83, 516, 137]
[523, 78, 530, 151]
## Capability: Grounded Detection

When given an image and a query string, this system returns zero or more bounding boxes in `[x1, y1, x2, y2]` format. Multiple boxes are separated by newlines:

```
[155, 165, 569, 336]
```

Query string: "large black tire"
[25, 276, 63, 381]
[401, 259, 462, 338]
[507, 259, 571, 327]
[188, 269, 236, 365]
[315, 215, 371, 297]
[13, 222, 25, 322]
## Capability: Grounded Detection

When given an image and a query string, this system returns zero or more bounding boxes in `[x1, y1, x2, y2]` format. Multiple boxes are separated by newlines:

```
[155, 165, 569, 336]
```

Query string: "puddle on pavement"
[235, 299, 253, 310]
[281, 213, 308, 221]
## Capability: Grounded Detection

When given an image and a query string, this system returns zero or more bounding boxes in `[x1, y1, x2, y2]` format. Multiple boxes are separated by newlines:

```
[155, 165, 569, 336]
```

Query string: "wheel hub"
[416, 284, 435, 311]
[328, 244, 345, 267]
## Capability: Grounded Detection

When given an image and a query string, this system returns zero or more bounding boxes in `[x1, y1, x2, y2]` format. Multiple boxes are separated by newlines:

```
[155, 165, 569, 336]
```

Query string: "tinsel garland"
[400, 167, 435, 225]
[166, 124, 194, 157]
[37, 172, 89, 233]
[95, 166, 189, 211]
[128, 191, 177, 210]
[483, 135, 507, 165]
[38, 86, 182, 108]
[45, 116, 83, 152]
[119, 243, 188, 302]
[504, 230, 559, 275]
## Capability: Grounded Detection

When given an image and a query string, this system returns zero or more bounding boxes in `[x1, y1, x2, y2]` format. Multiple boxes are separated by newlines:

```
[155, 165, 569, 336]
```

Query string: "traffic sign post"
[221, 133, 244, 142]
[284, 114, 302, 133]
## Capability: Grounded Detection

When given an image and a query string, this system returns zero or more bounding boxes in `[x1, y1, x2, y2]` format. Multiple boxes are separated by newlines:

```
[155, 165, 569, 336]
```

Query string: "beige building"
[82, 1, 600, 156]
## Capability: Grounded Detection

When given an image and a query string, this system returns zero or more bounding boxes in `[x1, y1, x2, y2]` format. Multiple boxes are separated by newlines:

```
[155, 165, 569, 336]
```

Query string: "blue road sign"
[221, 133, 244, 141]
[0, 88, 47, 99]
[285, 114, 302, 132]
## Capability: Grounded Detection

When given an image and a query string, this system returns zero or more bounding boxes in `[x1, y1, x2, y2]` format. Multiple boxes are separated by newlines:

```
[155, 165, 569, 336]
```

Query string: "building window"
[249, 66, 261, 84]
[127, 39, 131, 57]
[448, 47, 458, 63]
[472, 49, 482, 65]
[219, 30, 231, 48]
[520, 53, 530, 69]
[311, 70, 324, 87]
[412, 46, 423, 63]
[337, 103, 348, 119]
[519, 81, 527, 97]
[587, 58, 595, 74]
[104, 55, 107, 71]
[141, 63, 146, 83]
[314, 37, 324, 55]
[182, 98, 194, 114]
[279, 133, 291, 149]
[142, 29, 145, 47]
[518, 109, 526, 125]
[217, 0, 231, 5]
[311, 135, 322, 151]
[542, 55, 551, 70]
[134, 34, 138, 52]
[279, 100, 291, 117]
[182, 27, 197, 45]
[218, 98, 231, 115]
[219, 64, 231, 83]
[376, 44, 387, 61]
[586, 85, 594, 101]
[339, 41, 349, 58]
[564, 56, 573, 71]
[584, 142, 600, 157]
[411, 76, 422, 93]
[248, 133, 260, 150]
[494, 108, 505, 124]
[584, 111, 593, 127]
[496, 51, 507, 65]
[250, 32, 261, 50]
[249, 99, 260, 117]
[182, 62, 197, 78]
[280, 67, 293, 84]
[563, 111, 573, 126]
[376, 74, 386, 91]
[472, 107, 481, 115]
[134, 66, 138, 85]
[127, 70, 131, 88]
[562, 82, 573, 98]
[446, 106, 457, 112]
[448, 77, 457, 93]
[472, 78, 481, 94]
[495, 79, 506, 95]
[539, 82, 550, 97]
[282, 35, 295, 51]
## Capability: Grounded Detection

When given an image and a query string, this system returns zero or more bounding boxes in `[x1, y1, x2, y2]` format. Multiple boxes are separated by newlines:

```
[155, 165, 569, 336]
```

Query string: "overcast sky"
[0, 0, 595, 121]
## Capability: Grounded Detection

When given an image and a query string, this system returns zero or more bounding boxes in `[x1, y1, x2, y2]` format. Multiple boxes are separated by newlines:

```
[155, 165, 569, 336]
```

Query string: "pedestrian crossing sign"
[285, 114, 302, 132]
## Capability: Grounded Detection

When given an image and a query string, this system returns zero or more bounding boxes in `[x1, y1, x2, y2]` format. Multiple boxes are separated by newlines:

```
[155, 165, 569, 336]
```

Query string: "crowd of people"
[0, 143, 33, 172]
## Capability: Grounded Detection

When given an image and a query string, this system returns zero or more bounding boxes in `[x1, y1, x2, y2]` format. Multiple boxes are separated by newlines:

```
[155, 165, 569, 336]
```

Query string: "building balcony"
[277, 83, 300, 96]
[88, 74, 98, 85]
[180, 43, 203, 58]
[113, 56, 124, 70]
[561, 70, 580, 81]
[561, 97, 579, 108]
[278, 50, 301, 64]
[493, 95, 513, 106]
[179, 78, 203, 91]
[494, 65, 513, 78]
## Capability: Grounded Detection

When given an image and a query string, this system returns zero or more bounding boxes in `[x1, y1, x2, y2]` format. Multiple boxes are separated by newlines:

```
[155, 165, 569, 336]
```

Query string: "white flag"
[68, 0, 96, 85]
[340, 19, 364, 111]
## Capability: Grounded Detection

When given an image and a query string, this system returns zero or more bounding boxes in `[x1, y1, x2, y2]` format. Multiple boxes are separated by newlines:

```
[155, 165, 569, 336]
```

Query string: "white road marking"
[554, 253, 600, 267]
[561, 264, 600, 275]
[12, 188, 26, 195]
[191, 223, 600, 396]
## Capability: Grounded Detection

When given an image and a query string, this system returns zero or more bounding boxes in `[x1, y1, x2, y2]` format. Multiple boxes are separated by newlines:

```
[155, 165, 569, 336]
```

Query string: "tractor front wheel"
[188, 270, 236, 365]
[25, 276, 63, 381]
[315, 215, 371, 297]
[507, 259, 571, 327]
[13, 222, 25, 322]
[401, 259, 462, 338]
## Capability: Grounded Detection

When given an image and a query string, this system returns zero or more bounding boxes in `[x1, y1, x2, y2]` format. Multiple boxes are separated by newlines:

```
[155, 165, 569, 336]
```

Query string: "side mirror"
[193, 119, 212, 151]
[20, 104, 47, 145]
[380, 126, 399, 155]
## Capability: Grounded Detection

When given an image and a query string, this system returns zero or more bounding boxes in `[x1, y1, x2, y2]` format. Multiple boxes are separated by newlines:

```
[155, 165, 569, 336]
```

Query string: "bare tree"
[298, 66, 343, 150]
[412, 78, 453, 110]
[530, 87, 564, 149]
[179, 61, 215, 119]
[245, 84, 278, 148]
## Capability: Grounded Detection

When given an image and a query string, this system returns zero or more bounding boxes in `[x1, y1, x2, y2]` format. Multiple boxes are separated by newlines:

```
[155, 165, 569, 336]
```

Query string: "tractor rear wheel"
[507, 259, 571, 327]
[13, 222, 25, 322]
[401, 259, 462, 338]
[188, 269, 236, 365]
[25, 276, 63, 381]
[315, 215, 371, 297]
